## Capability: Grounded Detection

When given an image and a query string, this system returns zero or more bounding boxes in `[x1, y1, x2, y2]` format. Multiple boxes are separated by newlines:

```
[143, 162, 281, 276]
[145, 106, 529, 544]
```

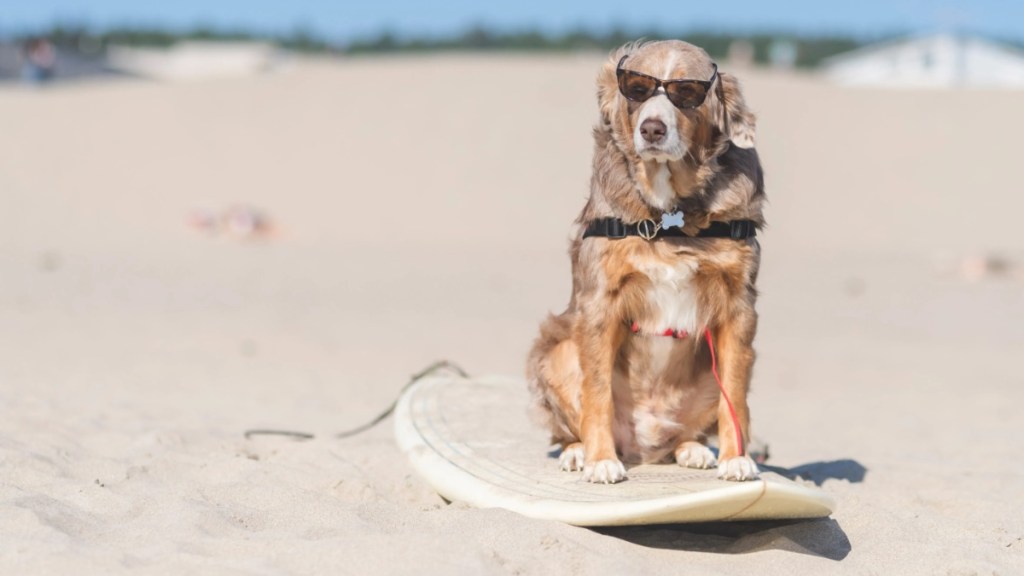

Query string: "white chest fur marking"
[640, 257, 698, 333]
[628, 256, 699, 376]
[648, 163, 674, 211]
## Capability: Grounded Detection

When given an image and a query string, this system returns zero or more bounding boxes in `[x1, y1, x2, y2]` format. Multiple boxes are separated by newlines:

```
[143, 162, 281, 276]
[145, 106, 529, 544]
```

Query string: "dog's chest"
[631, 256, 699, 336]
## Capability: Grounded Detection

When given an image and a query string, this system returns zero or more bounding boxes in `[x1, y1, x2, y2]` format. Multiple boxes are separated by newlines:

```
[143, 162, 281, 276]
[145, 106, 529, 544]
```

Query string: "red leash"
[704, 328, 745, 457]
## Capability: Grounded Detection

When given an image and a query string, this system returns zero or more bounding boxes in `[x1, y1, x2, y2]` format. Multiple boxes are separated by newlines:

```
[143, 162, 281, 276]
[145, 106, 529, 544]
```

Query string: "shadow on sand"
[761, 458, 868, 486]
[596, 517, 851, 560]
[594, 459, 866, 560]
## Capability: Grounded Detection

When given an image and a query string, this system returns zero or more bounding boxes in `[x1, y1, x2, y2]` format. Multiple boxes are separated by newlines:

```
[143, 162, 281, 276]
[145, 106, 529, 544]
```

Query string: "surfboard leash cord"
[243, 345, 745, 459]
[243, 359, 469, 441]
[704, 327, 745, 458]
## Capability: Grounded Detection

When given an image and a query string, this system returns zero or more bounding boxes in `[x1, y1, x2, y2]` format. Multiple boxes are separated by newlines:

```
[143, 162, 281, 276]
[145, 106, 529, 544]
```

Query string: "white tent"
[106, 41, 281, 81]
[822, 34, 1024, 89]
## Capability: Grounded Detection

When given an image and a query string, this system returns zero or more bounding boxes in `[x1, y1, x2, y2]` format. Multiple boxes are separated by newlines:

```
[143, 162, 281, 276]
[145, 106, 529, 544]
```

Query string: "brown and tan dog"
[526, 40, 766, 483]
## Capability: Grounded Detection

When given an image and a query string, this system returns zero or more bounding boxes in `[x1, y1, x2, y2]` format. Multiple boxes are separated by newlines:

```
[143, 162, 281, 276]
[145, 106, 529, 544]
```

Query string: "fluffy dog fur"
[526, 40, 766, 483]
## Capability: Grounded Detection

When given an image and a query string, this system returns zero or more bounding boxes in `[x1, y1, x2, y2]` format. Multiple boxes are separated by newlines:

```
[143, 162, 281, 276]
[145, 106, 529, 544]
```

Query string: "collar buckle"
[606, 219, 626, 239]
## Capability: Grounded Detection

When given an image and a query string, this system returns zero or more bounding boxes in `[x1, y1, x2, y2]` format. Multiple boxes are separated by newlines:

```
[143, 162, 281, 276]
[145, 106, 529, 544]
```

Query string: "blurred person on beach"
[21, 37, 56, 84]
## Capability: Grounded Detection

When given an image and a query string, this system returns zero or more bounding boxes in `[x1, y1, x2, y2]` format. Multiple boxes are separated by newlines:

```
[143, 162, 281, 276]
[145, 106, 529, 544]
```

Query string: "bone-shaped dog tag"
[661, 211, 685, 230]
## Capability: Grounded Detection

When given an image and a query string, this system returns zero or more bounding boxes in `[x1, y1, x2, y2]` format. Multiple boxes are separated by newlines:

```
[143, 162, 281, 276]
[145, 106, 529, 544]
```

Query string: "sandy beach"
[1, 53, 1022, 574]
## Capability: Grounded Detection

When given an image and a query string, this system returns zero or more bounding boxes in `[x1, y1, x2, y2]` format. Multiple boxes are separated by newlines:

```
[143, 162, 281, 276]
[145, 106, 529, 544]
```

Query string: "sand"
[1, 53, 1022, 574]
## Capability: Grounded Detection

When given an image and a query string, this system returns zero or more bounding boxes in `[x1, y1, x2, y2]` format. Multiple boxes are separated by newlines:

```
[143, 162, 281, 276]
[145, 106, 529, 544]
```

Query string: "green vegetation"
[346, 28, 864, 67]
[16, 24, 868, 67]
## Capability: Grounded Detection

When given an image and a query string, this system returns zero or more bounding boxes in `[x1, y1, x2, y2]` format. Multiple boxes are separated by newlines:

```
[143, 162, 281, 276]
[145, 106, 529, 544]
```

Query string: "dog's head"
[597, 40, 756, 164]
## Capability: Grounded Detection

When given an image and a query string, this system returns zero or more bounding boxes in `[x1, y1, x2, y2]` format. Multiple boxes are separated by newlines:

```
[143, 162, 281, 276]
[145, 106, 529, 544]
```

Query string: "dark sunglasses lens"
[619, 72, 657, 102]
[666, 82, 708, 108]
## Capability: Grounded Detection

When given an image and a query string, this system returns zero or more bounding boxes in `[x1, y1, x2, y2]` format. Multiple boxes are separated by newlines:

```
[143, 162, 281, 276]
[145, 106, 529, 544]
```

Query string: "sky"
[2, 0, 1022, 41]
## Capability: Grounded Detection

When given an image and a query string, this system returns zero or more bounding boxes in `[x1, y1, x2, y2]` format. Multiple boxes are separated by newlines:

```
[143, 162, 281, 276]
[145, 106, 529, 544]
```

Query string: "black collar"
[582, 217, 756, 240]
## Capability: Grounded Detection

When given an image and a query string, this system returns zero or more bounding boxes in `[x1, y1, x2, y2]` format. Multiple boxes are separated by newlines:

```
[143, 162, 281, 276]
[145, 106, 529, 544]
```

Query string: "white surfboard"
[394, 374, 835, 526]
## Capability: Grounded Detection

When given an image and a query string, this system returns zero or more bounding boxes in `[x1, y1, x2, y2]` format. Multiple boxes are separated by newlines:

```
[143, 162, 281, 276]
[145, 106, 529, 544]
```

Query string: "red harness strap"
[629, 321, 690, 339]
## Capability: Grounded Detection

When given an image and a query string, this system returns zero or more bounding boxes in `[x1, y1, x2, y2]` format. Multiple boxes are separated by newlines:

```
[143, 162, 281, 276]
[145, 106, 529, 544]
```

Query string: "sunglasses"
[616, 55, 718, 110]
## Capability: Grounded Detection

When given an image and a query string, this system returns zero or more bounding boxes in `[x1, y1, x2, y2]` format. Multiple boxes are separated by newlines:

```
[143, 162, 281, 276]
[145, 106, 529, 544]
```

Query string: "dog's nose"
[640, 118, 667, 144]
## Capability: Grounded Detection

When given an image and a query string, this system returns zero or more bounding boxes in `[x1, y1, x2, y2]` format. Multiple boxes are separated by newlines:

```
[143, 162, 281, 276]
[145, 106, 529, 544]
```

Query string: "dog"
[526, 40, 766, 483]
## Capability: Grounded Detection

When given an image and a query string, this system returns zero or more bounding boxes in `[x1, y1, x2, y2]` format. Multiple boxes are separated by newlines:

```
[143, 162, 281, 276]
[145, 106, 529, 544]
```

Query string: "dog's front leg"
[713, 311, 761, 481]
[576, 319, 627, 484]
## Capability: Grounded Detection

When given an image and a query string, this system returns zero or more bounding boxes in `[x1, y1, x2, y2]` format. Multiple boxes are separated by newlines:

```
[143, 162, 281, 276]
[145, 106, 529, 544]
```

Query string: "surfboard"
[394, 374, 835, 526]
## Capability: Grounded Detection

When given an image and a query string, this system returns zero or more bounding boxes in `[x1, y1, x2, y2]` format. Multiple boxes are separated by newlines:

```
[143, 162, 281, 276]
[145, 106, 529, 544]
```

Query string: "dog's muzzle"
[634, 95, 684, 161]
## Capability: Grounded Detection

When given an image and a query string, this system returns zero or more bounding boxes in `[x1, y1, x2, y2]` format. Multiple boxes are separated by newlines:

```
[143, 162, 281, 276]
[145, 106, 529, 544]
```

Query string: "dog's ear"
[596, 46, 630, 126]
[713, 72, 756, 148]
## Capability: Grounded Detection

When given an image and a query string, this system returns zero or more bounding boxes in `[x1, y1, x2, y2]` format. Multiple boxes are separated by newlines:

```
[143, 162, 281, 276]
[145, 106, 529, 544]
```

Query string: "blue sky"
[2, 0, 1022, 40]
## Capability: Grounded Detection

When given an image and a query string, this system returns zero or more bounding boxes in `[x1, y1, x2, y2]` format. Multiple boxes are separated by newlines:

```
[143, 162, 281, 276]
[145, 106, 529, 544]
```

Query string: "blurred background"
[2, 1, 1023, 572]
[4, 1, 1024, 83]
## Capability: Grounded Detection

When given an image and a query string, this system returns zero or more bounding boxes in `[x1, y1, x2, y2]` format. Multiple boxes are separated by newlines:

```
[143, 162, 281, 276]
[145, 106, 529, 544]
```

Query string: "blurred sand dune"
[0, 55, 1021, 573]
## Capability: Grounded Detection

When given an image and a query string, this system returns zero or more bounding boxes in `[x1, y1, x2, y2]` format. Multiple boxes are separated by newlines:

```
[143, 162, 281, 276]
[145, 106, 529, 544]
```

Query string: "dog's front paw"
[717, 455, 760, 481]
[558, 443, 585, 472]
[675, 442, 717, 469]
[583, 459, 627, 484]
